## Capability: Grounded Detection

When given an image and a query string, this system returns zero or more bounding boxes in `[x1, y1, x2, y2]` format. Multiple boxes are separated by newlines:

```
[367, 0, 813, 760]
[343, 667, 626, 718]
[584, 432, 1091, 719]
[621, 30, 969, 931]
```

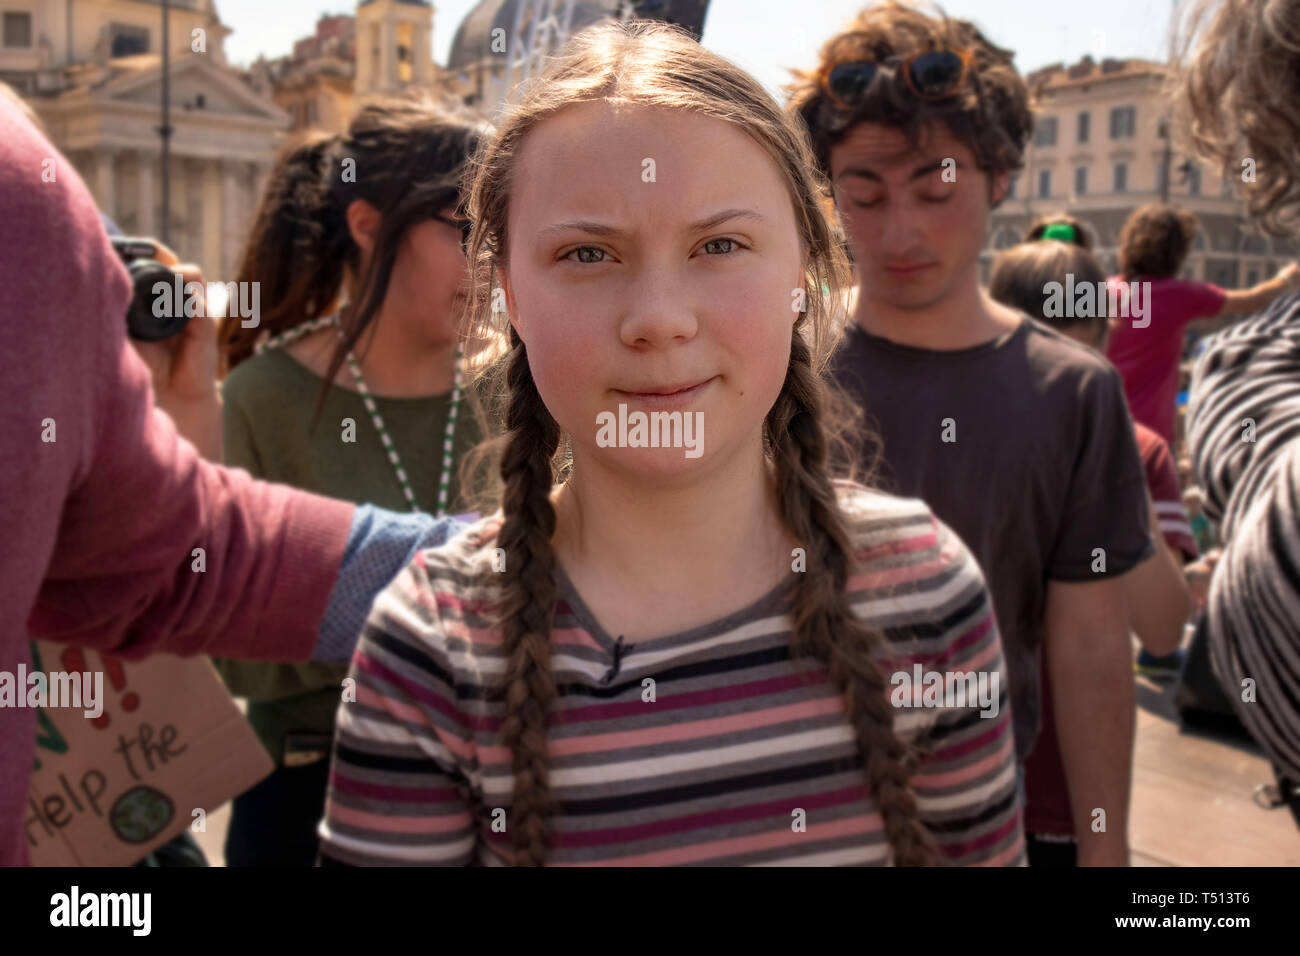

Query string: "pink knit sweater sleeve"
[4, 98, 355, 662]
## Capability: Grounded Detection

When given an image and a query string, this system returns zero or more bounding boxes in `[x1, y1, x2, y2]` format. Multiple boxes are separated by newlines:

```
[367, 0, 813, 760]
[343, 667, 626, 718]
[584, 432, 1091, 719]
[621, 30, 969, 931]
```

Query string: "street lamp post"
[157, 0, 173, 245]
[1160, 116, 1172, 205]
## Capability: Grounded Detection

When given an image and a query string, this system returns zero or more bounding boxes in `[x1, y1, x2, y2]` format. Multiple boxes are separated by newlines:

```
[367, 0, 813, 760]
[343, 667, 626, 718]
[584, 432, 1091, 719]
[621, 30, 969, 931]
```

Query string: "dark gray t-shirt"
[828, 316, 1153, 760]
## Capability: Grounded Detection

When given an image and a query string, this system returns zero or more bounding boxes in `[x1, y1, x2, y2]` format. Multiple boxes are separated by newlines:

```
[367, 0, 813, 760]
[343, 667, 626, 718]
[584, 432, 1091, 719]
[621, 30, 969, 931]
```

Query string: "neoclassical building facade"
[985, 55, 1299, 286]
[4, 0, 286, 282]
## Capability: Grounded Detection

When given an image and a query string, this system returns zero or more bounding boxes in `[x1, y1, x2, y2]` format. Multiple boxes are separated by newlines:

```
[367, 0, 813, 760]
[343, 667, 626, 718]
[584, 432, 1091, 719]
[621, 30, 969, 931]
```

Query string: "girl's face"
[384, 210, 470, 349]
[503, 101, 805, 481]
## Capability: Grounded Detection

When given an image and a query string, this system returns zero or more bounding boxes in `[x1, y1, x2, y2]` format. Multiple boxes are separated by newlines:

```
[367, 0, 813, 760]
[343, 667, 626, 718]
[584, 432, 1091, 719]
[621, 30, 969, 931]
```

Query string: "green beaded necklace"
[254, 314, 462, 515]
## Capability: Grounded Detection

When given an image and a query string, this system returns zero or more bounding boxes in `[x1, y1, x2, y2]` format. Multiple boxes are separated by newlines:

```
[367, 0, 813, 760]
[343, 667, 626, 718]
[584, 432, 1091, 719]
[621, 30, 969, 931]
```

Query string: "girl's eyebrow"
[536, 208, 767, 240]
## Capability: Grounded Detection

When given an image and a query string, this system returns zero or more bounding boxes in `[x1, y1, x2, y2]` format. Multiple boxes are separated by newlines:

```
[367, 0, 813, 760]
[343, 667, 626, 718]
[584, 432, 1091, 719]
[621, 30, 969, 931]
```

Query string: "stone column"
[202, 159, 222, 277]
[414, 23, 430, 84]
[185, 156, 205, 261]
[136, 149, 155, 237]
[380, 15, 396, 90]
[220, 159, 239, 279]
[94, 147, 116, 217]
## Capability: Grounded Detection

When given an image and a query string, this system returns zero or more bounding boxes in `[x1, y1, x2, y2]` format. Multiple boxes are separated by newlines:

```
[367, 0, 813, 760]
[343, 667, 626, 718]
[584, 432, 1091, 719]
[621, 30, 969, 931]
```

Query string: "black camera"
[110, 236, 191, 342]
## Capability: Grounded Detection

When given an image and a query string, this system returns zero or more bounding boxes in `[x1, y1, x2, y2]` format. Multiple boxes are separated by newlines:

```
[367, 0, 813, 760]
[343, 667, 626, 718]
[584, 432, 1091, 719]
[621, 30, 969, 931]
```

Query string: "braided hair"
[463, 20, 935, 866]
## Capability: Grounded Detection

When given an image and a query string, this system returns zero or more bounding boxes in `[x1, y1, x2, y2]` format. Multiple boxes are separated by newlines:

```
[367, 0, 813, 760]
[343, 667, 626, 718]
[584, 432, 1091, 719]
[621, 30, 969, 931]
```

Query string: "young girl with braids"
[319, 22, 1024, 866]
[212, 96, 486, 866]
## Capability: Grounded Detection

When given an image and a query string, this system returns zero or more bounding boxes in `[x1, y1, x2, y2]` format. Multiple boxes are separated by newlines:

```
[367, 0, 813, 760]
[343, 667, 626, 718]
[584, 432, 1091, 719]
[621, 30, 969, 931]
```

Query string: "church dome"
[447, 0, 622, 72]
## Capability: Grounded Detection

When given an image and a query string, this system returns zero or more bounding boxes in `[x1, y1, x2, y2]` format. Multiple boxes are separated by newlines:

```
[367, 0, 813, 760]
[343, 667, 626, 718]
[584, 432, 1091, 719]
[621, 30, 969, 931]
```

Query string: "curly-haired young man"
[791, 1, 1154, 865]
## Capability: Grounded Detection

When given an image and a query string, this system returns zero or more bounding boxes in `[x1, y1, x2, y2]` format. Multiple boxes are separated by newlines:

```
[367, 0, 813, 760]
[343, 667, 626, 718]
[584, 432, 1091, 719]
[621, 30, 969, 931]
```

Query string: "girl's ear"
[794, 253, 810, 328]
[501, 270, 525, 342]
[345, 199, 382, 257]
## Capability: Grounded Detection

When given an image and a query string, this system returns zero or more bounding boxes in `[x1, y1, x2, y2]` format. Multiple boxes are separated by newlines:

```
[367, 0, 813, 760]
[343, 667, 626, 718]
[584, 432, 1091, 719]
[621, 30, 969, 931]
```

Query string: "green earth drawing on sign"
[110, 786, 174, 843]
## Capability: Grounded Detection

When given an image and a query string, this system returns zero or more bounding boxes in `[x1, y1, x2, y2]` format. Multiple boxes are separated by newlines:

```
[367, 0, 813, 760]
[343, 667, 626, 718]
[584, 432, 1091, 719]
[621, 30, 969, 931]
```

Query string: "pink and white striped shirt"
[319, 482, 1025, 866]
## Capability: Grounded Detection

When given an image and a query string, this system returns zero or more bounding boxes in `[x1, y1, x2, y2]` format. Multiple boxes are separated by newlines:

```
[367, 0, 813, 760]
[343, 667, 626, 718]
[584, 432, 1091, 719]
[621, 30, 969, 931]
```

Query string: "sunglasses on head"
[821, 49, 975, 108]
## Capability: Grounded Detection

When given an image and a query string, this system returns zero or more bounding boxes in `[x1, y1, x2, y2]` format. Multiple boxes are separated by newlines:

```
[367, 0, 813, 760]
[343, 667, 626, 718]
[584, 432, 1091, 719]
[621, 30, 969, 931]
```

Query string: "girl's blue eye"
[702, 238, 736, 255]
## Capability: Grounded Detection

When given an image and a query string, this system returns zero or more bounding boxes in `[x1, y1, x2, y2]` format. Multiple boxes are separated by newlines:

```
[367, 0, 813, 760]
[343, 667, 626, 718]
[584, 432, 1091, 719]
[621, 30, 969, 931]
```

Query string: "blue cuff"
[312, 505, 467, 661]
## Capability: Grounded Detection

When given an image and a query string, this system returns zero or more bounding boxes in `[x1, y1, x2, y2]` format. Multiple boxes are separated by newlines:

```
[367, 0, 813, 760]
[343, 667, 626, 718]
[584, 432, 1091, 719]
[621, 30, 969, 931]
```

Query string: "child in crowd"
[318, 21, 1024, 866]
[212, 96, 486, 866]
[989, 234, 1201, 864]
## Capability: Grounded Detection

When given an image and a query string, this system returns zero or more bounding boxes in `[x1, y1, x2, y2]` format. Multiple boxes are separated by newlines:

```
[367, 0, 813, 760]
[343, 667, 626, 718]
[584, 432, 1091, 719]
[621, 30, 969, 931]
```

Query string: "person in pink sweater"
[0, 95, 452, 865]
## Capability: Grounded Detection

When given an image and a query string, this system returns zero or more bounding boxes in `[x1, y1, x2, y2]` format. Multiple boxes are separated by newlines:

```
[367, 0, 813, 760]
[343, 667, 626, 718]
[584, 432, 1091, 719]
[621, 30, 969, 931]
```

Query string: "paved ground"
[1129, 670, 1298, 866]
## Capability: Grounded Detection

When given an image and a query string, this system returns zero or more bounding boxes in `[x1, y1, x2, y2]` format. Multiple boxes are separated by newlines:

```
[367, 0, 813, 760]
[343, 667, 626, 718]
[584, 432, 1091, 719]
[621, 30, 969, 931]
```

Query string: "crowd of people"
[3, 0, 1300, 867]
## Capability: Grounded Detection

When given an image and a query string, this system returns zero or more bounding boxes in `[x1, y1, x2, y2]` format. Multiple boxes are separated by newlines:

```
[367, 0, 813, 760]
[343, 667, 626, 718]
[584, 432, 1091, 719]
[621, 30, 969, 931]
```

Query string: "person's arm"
[1045, 576, 1134, 866]
[1122, 491, 1192, 656]
[1045, 364, 1151, 866]
[1187, 263, 1300, 335]
[15, 119, 356, 661]
[28, 350, 355, 661]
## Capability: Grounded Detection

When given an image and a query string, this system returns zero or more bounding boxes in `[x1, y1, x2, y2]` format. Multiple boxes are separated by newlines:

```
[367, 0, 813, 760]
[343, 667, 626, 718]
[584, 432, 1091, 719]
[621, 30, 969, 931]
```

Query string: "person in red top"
[1106, 203, 1300, 446]
[1136, 423, 1200, 566]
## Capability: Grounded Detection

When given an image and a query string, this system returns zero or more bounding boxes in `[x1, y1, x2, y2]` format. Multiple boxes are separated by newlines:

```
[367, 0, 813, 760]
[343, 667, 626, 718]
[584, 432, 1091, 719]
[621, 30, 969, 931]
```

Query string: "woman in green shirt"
[213, 96, 487, 866]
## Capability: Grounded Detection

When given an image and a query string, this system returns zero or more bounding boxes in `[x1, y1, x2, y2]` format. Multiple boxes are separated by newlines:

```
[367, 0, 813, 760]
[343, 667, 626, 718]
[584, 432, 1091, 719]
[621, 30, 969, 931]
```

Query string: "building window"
[1007, 175, 1017, 199]
[1034, 116, 1058, 147]
[109, 23, 150, 57]
[1113, 162, 1127, 193]
[1077, 111, 1090, 144]
[1038, 169, 1052, 198]
[1110, 105, 1136, 139]
[2, 11, 32, 48]
[1186, 163, 1201, 196]
[1075, 166, 1088, 196]
[1246, 268, 1259, 286]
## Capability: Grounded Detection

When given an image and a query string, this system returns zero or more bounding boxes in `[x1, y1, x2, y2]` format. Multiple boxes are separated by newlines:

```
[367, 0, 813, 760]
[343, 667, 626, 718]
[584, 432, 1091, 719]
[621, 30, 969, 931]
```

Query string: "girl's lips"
[884, 262, 937, 277]
[613, 377, 716, 409]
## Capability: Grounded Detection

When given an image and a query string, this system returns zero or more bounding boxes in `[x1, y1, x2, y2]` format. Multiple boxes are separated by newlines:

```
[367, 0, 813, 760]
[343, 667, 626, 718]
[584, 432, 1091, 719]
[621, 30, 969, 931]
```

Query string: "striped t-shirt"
[318, 482, 1025, 866]
[1188, 293, 1300, 780]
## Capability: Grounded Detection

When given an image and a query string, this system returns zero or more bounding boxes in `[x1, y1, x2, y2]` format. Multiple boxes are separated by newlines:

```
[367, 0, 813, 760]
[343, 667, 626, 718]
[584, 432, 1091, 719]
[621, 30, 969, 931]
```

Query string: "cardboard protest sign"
[25, 641, 274, 866]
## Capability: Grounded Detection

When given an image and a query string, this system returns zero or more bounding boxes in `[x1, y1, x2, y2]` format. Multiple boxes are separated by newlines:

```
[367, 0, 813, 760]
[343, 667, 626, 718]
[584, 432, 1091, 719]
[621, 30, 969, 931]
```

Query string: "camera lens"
[124, 260, 189, 342]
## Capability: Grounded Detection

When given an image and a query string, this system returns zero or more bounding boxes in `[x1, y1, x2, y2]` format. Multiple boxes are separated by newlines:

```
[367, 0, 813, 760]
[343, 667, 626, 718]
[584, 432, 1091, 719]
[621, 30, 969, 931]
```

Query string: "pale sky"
[215, 0, 1182, 100]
